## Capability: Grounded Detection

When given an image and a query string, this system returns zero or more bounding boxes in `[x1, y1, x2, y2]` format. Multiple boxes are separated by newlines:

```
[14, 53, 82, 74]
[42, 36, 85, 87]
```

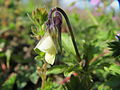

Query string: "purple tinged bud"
[53, 11, 62, 26]
[46, 11, 62, 31]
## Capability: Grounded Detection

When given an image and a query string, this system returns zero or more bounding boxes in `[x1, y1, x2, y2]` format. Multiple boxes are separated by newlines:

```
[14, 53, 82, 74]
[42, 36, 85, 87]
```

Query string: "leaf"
[0, 42, 5, 49]
[107, 29, 115, 40]
[108, 41, 120, 57]
[5, 49, 12, 68]
[62, 33, 75, 55]
[109, 64, 120, 75]
[0, 52, 5, 57]
[34, 48, 45, 56]
[105, 76, 120, 88]
[65, 76, 81, 90]
[98, 84, 112, 90]
[31, 25, 45, 36]
[31, 8, 48, 26]
[17, 81, 27, 89]
[35, 59, 43, 67]
[1, 73, 17, 90]
[29, 72, 39, 84]
[46, 65, 67, 75]
[86, 10, 99, 26]
[35, 55, 43, 61]
[83, 43, 100, 60]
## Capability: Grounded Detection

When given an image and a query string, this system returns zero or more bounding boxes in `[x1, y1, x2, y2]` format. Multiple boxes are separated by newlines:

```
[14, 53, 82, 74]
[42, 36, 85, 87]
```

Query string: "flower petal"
[45, 53, 56, 65]
[35, 33, 57, 53]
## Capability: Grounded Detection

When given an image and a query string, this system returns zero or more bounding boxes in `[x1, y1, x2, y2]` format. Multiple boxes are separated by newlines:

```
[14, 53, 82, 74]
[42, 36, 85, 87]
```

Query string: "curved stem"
[48, 7, 81, 61]
[56, 7, 81, 61]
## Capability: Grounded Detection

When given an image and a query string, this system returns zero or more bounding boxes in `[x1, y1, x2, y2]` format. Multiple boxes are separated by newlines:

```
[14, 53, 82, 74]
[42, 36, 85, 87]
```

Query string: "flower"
[35, 32, 57, 65]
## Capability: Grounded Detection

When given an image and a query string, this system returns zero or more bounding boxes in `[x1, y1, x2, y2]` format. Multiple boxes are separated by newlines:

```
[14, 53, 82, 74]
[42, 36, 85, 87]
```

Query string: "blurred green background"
[0, 0, 120, 90]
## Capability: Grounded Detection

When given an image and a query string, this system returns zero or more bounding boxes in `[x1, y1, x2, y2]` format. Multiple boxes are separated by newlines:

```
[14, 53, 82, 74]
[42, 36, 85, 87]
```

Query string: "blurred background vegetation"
[0, 0, 120, 90]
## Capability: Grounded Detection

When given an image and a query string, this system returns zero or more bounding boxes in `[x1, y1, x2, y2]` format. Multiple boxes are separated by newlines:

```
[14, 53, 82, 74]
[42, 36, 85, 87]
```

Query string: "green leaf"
[83, 42, 100, 60]
[65, 76, 81, 90]
[98, 84, 112, 90]
[1, 73, 17, 90]
[105, 76, 120, 88]
[5, 49, 12, 68]
[109, 64, 120, 75]
[107, 29, 115, 40]
[0, 52, 5, 57]
[46, 65, 67, 75]
[62, 33, 75, 55]
[0, 42, 5, 49]
[35, 51, 45, 60]
[43, 78, 63, 90]
[29, 72, 39, 84]
[31, 25, 45, 36]
[34, 48, 45, 56]
[31, 8, 48, 26]
[17, 81, 27, 89]
[108, 41, 120, 57]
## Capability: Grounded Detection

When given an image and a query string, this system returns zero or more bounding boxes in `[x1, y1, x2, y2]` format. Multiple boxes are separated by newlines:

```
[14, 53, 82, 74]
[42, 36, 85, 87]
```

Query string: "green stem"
[41, 75, 46, 90]
[56, 7, 81, 61]
[37, 63, 47, 90]
[41, 63, 47, 90]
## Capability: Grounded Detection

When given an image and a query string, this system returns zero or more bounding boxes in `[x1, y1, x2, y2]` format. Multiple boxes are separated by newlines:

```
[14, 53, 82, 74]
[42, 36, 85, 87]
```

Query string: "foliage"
[0, 0, 120, 90]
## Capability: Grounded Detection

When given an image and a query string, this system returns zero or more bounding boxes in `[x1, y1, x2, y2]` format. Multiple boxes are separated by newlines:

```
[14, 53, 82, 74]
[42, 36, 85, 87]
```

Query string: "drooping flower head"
[34, 9, 62, 65]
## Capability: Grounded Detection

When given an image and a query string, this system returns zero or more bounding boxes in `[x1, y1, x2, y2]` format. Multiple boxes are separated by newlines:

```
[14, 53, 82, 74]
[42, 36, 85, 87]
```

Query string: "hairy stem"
[37, 63, 47, 90]
[41, 63, 47, 90]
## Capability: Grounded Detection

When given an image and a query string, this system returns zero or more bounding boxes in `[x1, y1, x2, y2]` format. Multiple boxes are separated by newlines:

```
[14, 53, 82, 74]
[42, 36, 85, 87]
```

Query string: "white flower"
[35, 32, 57, 65]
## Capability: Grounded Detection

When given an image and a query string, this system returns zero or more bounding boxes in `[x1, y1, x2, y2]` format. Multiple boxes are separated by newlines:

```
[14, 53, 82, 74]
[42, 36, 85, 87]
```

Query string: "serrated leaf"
[31, 8, 48, 26]
[109, 64, 120, 75]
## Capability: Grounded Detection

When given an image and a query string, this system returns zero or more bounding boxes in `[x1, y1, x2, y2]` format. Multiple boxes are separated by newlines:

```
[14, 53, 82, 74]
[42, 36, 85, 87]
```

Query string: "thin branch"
[89, 49, 110, 64]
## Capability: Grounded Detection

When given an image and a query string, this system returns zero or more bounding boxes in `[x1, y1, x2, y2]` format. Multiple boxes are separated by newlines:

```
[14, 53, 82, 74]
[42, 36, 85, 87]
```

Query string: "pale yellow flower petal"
[35, 34, 57, 53]
[34, 32, 57, 65]
[45, 53, 56, 65]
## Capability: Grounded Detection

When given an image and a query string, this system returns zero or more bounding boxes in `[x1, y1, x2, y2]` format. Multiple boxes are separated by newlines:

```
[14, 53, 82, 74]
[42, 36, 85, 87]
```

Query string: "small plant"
[1, 1, 120, 90]
[30, 7, 120, 90]
[31, 7, 82, 90]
